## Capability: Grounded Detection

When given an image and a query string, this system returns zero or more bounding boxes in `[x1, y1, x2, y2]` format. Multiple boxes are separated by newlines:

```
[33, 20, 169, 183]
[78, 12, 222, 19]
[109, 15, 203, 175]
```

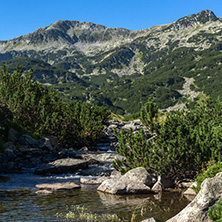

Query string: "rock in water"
[34, 158, 89, 175]
[97, 167, 156, 195]
[35, 182, 80, 192]
[166, 172, 222, 222]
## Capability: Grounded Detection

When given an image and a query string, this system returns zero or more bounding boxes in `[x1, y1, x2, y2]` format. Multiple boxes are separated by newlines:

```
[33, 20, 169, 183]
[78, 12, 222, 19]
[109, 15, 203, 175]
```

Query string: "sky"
[1, 0, 222, 40]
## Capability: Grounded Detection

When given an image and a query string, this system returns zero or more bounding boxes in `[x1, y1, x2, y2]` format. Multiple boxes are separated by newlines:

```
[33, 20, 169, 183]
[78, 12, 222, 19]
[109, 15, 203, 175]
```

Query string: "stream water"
[0, 143, 192, 222]
[0, 173, 191, 222]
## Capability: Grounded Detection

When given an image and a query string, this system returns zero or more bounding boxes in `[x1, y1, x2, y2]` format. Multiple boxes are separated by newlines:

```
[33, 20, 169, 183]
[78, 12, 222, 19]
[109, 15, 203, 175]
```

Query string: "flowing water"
[0, 143, 192, 222]
[0, 173, 191, 222]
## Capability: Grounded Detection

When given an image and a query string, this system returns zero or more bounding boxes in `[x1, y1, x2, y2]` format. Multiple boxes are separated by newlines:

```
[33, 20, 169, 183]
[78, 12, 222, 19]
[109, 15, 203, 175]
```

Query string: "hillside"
[1, 10, 222, 114]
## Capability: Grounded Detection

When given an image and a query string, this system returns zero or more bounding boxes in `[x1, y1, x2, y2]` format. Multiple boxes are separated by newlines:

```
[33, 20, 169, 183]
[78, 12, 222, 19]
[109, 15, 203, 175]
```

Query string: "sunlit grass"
[56, 205, 122, 222]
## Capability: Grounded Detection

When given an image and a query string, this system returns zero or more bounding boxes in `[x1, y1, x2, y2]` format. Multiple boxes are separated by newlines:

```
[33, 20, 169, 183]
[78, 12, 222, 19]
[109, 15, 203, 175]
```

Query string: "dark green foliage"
[0, 66, 110, 147]
[208, 201, 222, 222]
[140, 97, 159, 133]
[113, 97, 222, 180]
[113, 128, 153, 174]
[194, 161, 222, 193]
[122, 112, 140, 121]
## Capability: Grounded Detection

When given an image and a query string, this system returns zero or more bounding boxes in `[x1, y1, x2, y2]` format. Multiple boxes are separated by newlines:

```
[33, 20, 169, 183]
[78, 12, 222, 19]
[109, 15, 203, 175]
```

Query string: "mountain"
[1, 10, 222, 114]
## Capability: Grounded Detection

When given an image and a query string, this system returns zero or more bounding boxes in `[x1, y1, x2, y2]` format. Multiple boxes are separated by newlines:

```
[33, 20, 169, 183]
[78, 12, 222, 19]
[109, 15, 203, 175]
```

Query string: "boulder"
[34, 158, 89, 175]
[166, 172, 222, 222]
[97, 167, 156, 195]
[178, 181, 195, 188]
[36, 182, 80, 191]
[18, 134, 40, 148]
[3, 142, 17, 151]
[183, 188, 197, 196]
[7, 128, 19, 143]
[121, 167, 153, 187]
[95, 153, 125, 162]
[46, 135, 58, 148]
[39, 135, 58, 151]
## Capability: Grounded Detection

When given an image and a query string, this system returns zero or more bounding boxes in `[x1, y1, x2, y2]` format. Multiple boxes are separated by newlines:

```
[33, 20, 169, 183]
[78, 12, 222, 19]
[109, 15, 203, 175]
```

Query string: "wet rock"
[3, 141, 17, 151]
[166, 172, 222, 222]
[183, 188, 197, 196]
[46, 135, 58, 148]
[7, 128, 19, 143]
[178, 181, 195, 188]
[39, 135, 58, 151]
[80, 176, 109, 185]
[17, 147, 42, 157]
[34, 158, 89, 175]
[97, 167, 156, 195]
[35, 182, 80, 191]
[36, 190, 53, 195]
[4, 146, 16, 160]
[95, 153, 125, 162]
[18, 134, 40, 148]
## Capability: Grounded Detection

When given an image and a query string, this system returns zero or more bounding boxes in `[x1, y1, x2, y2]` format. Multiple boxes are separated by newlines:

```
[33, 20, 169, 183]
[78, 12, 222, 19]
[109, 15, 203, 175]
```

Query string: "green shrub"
[113, 128, 153, 174]
[194, 161, 222, 193]
[0, 66, 110, 147]
[208, 200, 222, 222]
[113, 97, 222, 180]
[123, 112, 140, 121]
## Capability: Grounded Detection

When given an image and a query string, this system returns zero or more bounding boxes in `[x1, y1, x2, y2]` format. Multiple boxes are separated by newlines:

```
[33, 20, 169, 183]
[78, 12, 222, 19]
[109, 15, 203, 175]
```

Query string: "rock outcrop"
[166, 172, 222, 222]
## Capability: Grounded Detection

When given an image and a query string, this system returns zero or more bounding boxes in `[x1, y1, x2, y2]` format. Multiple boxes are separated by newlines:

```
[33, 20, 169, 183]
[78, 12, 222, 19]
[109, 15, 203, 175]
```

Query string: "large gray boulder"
[166, 172, 222, 222]
[34, 158, 89, 175]
[97, 167, 156, 195]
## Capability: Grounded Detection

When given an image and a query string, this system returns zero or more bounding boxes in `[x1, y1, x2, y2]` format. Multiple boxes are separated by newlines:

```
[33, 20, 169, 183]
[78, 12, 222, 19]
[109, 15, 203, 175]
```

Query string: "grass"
[56, 205, 122, 222]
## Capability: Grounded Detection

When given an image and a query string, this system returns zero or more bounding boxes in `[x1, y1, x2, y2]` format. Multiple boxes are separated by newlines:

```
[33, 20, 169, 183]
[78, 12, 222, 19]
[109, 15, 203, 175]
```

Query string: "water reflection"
[97, 190, 190, 222]
[0, 174, 191, 222]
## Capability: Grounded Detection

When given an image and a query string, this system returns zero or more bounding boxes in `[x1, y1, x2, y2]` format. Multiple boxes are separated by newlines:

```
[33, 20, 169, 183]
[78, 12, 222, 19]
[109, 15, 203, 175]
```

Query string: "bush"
[208, 200, 222, 222]
[113, 97, 222, 180]
[194, 161, 222, 193]
[0, 66, 110, 147]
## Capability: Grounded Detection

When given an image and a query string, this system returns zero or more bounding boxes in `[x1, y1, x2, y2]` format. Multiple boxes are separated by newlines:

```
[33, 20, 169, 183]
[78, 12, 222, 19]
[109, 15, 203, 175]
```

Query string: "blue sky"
[1, 0, 222, 40]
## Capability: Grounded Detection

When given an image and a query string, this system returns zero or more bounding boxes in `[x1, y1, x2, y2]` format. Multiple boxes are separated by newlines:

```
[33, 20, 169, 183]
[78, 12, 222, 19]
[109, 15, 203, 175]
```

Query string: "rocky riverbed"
[0, 119, 145, 175]
[1, 120, 221, 222]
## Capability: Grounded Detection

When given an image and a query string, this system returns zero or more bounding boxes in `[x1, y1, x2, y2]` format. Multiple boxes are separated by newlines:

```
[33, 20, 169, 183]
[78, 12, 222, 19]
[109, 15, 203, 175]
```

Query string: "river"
[0, 171, 191, 222]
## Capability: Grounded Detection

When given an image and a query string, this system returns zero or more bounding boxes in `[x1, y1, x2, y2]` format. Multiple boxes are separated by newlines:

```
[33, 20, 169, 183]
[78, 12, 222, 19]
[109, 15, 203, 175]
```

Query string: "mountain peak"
[173, 10, 218, 29]
[195, 10, 218, 23]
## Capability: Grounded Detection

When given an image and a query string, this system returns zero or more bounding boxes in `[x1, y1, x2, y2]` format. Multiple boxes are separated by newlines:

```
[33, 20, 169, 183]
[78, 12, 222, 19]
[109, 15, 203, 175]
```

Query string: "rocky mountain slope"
[1, 10, 222, 114]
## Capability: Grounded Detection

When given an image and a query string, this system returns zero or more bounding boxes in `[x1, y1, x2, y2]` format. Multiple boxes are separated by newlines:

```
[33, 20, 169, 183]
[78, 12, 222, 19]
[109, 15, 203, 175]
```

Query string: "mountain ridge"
[1, 10, 222, 114]
[1, 10, 220, 56]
